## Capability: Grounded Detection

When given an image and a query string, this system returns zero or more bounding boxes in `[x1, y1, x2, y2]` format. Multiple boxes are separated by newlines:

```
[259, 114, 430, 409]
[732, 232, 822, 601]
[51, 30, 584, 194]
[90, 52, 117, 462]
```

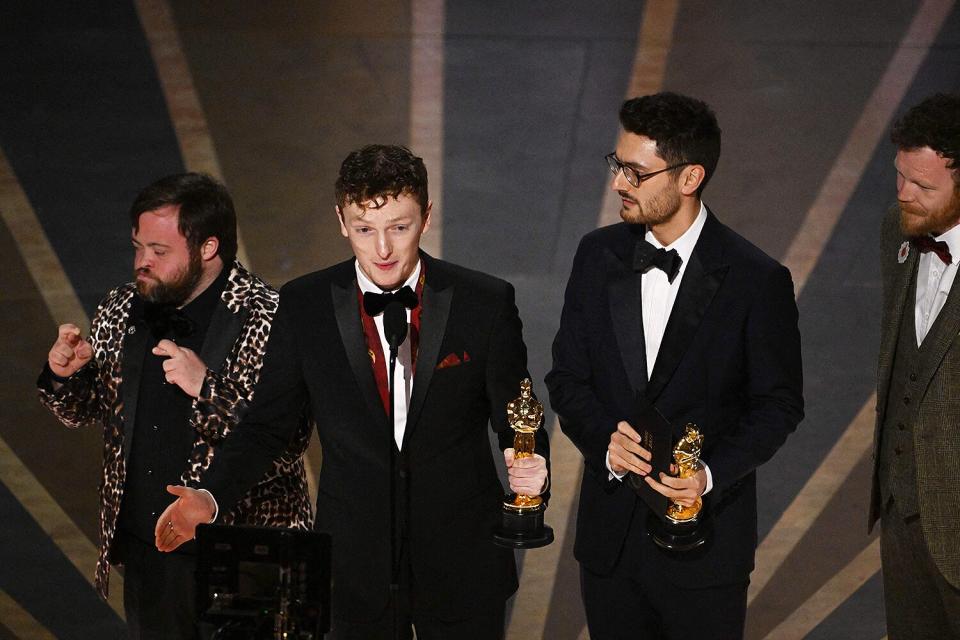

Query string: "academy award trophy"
[649, 424, 710, 551]
[493, 378, 554, 549]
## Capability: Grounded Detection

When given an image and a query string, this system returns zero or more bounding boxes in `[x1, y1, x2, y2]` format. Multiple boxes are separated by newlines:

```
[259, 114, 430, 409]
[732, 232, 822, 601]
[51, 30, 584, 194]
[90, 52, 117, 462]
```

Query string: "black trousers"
[116, 533, 199, 640]
[329, 542, 505, 640]
[580, 511, 748, 640]
[881, 498, 960, 639]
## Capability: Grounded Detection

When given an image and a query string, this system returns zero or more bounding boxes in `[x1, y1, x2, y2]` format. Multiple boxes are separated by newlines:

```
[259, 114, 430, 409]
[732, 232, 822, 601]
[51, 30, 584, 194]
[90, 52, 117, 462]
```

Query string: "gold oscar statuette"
[665, 425, 704, 523]
[504, 378, 544, 510]
[649, 423, 710, 551]
[493, 378, 554, 548]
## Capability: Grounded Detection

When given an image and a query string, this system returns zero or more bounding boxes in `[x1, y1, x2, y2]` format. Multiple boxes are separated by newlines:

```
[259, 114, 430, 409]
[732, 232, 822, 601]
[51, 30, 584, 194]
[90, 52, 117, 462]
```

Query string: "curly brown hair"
[892, 93, 960, 181]
[335, 144, 429, 214]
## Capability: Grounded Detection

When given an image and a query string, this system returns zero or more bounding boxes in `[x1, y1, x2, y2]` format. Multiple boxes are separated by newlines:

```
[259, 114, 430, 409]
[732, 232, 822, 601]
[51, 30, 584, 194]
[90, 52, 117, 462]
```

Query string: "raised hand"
[152, 339, 206, 398]
[154, 485, 216, 552]
[48, 323, 93, 378]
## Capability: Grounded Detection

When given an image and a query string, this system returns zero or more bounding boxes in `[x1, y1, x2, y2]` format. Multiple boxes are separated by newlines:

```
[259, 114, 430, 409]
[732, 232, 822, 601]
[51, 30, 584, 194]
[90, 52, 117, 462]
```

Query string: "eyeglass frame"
[605, 152, 692, 188]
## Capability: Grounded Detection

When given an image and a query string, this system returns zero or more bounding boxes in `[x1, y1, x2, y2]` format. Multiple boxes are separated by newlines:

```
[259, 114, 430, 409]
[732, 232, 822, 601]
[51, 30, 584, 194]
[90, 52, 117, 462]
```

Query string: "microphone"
[383, 300, 409, 355]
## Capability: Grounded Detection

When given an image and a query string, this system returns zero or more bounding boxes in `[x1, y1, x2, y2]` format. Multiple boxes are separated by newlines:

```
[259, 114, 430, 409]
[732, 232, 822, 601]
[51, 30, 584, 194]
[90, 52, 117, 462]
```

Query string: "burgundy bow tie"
[911, 236, 953, 265]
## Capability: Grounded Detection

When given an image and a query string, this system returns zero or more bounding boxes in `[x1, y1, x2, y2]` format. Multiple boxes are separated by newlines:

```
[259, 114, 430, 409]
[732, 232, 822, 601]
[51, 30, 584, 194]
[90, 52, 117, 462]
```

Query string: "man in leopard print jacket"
[37, 173, 313, 639]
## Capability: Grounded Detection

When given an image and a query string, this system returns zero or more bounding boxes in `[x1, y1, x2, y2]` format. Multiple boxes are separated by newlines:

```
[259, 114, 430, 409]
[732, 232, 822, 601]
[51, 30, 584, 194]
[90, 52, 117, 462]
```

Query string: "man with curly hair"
[157, 145, 549, 639]
[871, 92, 960, 638]
[38, 173, 313, 639]
[547, 92, 804, 638]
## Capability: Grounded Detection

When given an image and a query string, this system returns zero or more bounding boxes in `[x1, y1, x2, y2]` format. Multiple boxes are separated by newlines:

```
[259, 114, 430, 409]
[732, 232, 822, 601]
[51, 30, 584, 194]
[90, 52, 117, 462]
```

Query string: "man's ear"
[679, 164, 706, 196]
[200, 237, 219, 262]
[336, 206, 348, 238]
[421, 200, 433, 233]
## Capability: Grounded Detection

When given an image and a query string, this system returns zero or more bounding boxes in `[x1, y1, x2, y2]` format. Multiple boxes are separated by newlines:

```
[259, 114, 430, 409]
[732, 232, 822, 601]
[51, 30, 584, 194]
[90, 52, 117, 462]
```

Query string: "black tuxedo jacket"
[546, 212, 803, 587]
[202, 253, 548, 621]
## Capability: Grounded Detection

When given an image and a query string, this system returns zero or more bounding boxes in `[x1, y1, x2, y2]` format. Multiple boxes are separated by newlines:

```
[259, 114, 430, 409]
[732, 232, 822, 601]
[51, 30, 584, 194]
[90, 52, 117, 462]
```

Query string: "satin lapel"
[878, 250, 918, 404]
[332, 278, 389, 428]
[404, 269, 453, 445]
[646, 221, 727, 402]
[914, 265, 960, 397]
[607, 247, 648, 396]
[120, 299, 149, 468]
[200, 303, 246, 373]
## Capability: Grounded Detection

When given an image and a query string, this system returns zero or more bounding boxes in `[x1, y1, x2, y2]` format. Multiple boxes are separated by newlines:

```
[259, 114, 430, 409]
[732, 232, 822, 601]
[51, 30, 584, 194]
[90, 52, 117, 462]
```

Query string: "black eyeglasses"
[605, 153, 690, 188]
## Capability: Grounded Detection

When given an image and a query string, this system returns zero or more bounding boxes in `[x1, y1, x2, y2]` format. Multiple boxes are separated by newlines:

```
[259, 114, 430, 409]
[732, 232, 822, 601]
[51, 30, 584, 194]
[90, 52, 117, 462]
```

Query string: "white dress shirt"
[914, 224, 960, 345]
[356, 260, 422, 449]
[607, 203, 713, 494]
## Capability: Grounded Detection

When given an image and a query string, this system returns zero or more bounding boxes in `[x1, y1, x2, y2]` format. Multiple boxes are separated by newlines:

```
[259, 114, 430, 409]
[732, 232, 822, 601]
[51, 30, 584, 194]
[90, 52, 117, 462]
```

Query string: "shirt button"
[909, 372, 917, 382]
[903, 396, 910, 405]
[894, 446, 903, 455]
[153, 425, 159, 431]
[151, 511, 157, 518]
[897, 423, 906, 431]
[147, 469, 153, 476]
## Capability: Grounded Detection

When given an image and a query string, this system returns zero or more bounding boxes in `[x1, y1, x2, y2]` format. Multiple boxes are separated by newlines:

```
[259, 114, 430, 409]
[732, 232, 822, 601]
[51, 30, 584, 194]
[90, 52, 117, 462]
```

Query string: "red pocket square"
[437, 351, 470, 369]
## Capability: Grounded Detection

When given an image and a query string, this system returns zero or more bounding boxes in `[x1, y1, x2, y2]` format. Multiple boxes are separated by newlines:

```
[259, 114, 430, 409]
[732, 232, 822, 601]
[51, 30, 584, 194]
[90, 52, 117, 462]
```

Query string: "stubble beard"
[619, 183, 682, 227]
[136, 248, 204, 306]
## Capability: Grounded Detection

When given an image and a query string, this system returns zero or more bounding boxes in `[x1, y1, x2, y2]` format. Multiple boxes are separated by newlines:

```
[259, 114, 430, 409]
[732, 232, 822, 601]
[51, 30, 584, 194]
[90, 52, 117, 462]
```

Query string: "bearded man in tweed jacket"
[871, 93, 960, 639]
[38, 173, 313, 640]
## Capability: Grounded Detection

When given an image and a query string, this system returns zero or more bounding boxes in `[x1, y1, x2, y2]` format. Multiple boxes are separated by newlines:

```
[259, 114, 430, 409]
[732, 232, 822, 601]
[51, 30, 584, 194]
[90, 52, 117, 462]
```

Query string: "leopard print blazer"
[38, 261, 314, 599]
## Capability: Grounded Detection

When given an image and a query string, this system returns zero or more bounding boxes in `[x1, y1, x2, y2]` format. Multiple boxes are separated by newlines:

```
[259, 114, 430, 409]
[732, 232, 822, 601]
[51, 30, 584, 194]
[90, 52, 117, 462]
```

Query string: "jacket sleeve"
[199, 292, 309, 516]
[545, 237, 620, 482]
[485, 282, 551, 500]
[704, 264, 805, 493]
[36, 296, 114, 428]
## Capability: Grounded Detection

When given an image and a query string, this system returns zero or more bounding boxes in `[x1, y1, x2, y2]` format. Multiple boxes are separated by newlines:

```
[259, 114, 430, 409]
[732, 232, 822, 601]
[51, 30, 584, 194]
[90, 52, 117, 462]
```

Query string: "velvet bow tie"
[634, 241, 683, 283]
[362, 285, 419, 317]
[911, 235, 953, 265]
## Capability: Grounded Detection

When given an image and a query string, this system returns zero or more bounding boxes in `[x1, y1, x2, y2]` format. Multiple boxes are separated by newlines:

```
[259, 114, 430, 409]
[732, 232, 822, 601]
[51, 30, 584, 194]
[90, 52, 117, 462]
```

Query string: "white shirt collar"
[355, 259, 422, 295]
[645, 201, 708, 266]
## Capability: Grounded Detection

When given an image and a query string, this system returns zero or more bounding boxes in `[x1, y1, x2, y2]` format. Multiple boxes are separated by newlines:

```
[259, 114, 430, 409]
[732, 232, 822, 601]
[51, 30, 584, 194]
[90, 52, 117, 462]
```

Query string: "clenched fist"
[48, 323, 93, 378]
[152, 339, 207, 398]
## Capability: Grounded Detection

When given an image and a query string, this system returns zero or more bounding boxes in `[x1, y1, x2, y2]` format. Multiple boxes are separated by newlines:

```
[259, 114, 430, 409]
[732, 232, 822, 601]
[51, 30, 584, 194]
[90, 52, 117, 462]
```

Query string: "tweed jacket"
[38, 261, 314, 599]
[871, 205, 960, 588]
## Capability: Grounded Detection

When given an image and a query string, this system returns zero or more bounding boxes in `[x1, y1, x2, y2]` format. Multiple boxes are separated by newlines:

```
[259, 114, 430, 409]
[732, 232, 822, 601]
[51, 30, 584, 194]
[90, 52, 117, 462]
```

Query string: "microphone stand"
[383, 301, 408, 640]
[388, 343, 400, 640]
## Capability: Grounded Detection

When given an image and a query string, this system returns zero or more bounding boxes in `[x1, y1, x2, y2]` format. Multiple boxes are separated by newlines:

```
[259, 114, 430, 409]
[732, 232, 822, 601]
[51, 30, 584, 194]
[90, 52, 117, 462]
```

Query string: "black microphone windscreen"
[383, 300, 408, 351]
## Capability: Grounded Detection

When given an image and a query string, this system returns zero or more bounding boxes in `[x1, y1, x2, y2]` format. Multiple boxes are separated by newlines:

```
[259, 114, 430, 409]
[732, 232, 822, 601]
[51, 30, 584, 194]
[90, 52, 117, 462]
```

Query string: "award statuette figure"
[493, 379, 554, 548]
[649, 424, 710, 551]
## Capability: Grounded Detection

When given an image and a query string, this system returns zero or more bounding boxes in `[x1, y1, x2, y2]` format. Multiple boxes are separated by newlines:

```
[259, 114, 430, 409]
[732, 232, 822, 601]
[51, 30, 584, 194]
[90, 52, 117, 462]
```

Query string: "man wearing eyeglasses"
[547, 92, 804, 639]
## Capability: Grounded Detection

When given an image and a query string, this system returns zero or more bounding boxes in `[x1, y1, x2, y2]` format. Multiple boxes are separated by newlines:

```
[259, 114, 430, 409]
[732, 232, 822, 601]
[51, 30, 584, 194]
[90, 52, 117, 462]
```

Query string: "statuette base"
[493, 494, 554, 549]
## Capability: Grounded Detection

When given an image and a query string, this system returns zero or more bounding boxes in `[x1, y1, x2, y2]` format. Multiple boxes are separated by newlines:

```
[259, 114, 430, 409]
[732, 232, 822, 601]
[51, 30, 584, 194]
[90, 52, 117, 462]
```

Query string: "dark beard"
[899, 188, 960, 237]
[136, 249, 203, 306]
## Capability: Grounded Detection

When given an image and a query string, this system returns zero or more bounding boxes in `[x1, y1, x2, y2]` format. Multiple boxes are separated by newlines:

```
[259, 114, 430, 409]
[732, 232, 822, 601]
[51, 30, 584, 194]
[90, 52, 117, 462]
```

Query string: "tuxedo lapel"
[606, 246, 648, 396]
[200, 302, 246, 373]
[914, 262, 960, 397]
[331, 272, 390, 429]
[404, 254, 453, 445]
[646, 215, 728, 402]
[121, 297, 149, 468]
[878, 247, 918, 404]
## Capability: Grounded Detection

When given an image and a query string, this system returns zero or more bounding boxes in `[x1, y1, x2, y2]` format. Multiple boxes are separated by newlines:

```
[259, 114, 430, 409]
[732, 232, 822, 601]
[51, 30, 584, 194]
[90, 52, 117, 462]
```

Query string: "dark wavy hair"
[891, 93, 960, 182]
[335, 144, 429, 214]
[129, 173, 238, 263]
[619, 92, 721, 196]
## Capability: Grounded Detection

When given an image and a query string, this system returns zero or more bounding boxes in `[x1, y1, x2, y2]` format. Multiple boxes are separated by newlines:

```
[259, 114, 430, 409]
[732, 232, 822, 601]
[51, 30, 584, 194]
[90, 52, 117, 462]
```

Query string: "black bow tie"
[911, 236, 953, 265]
[363, 285, 419, 317]
[634, 241, 683, 283]
[143, 302, 195, 339]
